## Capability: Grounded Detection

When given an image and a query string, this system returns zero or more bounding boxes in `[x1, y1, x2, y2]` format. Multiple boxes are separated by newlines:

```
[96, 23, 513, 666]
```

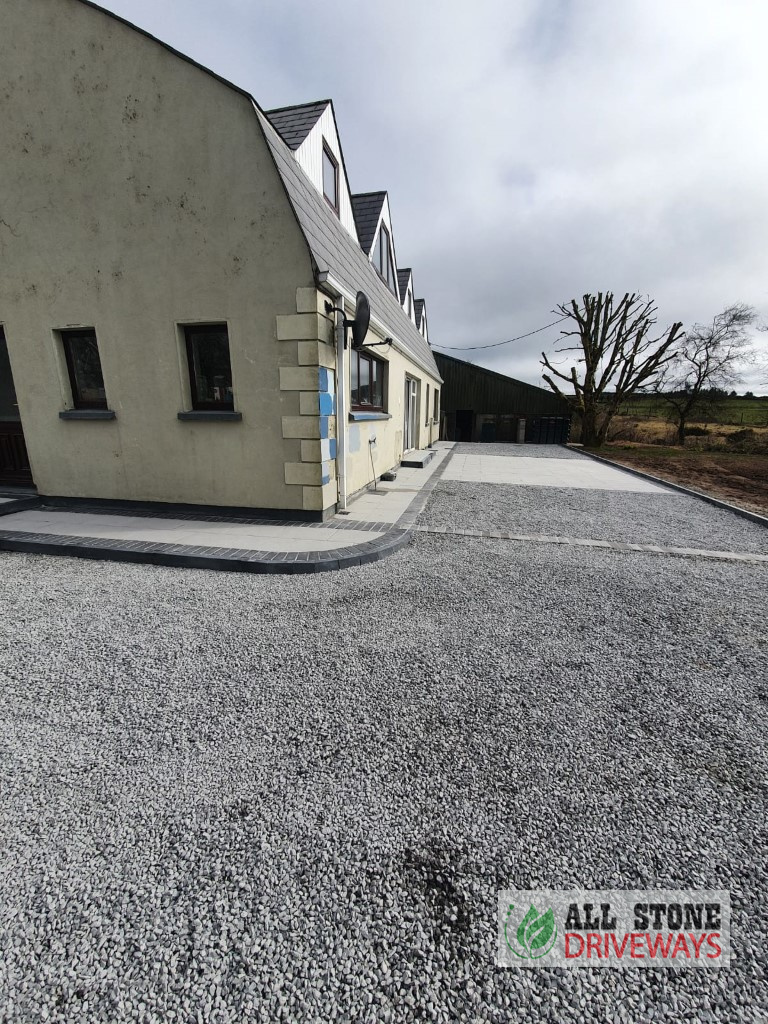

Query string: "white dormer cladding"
[369, 193, 399, 299]
[293, 104, 357, 240]
[399, 270, 415, 323]
[415, 299, 429, 343]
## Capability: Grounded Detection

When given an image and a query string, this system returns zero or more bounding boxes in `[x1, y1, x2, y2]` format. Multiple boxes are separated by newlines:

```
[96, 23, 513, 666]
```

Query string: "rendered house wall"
[340, 314, 441, 499]
[0, 0, 317, 511]
[276, 287, 441, 509]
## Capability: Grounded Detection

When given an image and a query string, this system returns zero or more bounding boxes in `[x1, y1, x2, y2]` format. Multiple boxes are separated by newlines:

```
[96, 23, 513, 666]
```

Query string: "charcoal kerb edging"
[0, 518, 413, 576]
[576, 448, 768, 529]
[0, 450, 451, 576]
[0, 496, 43, 517]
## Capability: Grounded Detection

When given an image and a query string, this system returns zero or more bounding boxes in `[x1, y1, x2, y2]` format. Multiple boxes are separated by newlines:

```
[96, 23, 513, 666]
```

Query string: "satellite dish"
[350, 291, 371, 348]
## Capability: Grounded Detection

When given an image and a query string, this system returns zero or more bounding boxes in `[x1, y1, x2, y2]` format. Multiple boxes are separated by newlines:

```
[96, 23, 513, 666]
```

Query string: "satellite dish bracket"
[324, 291, 374, 350]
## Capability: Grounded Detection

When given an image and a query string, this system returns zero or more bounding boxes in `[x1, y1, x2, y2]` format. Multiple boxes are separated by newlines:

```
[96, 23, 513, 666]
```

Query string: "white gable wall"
[295, 106, 357, 240]
[369, 194, 399, 299]
[403, 277, 415, 323]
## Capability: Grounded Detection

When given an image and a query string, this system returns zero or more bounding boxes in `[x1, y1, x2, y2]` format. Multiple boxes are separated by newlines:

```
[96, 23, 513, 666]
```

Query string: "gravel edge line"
[410, 525, 768, 563]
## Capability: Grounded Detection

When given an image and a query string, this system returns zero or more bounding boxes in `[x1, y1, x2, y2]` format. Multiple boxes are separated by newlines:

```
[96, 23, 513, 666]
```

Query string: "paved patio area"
[443, 450, 670, 491]
[0, 445, 453, 572]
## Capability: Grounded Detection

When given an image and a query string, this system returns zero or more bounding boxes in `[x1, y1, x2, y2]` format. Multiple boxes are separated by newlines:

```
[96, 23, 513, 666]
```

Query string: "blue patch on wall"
[319, 392, 334, 416]
[329, 438, 337, 459]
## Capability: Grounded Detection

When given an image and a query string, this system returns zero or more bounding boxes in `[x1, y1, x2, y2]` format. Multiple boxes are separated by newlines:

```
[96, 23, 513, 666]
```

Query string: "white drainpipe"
[335, 304, 348, 512]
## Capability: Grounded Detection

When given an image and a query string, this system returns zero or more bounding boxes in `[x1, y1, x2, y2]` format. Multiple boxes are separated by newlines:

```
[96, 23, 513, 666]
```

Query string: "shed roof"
[433, 352, 569, 415]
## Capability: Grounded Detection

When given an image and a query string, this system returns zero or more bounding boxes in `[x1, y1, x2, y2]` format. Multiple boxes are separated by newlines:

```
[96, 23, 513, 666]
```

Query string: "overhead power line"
[432, 316, 568, 352]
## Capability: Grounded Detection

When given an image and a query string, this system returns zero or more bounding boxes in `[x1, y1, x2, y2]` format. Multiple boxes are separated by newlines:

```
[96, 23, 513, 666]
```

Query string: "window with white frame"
[322, 142, 339, 213]
[372, 224, 396, 293]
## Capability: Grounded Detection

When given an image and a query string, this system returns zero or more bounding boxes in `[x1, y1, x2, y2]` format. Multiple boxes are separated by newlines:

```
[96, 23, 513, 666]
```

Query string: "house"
[0, 0, 442, 519]
[434, 352, 571, 443]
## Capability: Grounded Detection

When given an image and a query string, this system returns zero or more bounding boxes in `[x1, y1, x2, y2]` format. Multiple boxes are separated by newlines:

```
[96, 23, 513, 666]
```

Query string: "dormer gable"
[266, 99, 358, 240]
[398, 268, 416, 324]
[352, 191, 399, 298]
[415, 299, 429, 343]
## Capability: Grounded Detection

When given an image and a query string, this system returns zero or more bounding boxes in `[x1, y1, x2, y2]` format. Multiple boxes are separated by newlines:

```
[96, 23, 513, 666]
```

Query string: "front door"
[0, 327, 33, 487]
[404, 376, 418, 452]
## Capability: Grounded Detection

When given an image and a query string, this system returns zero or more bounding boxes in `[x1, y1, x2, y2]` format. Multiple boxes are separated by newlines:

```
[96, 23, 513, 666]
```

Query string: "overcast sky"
[98, 0, 768, 389]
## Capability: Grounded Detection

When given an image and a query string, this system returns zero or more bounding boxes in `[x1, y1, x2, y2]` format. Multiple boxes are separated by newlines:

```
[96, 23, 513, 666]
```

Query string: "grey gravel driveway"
[1, 444, 766, 1023]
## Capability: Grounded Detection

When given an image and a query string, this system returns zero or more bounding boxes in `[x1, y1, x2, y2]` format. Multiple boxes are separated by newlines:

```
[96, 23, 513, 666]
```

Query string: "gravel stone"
[0, 453, 766, 1022]
[450, 443, 588, 459]
[421, 480, 768, 553]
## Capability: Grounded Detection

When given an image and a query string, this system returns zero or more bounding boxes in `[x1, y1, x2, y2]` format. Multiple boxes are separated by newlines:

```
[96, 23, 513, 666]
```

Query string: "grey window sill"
[349, 411, 392, 422]
[178, 410, 242, 422]
[59, 409, 116, 420]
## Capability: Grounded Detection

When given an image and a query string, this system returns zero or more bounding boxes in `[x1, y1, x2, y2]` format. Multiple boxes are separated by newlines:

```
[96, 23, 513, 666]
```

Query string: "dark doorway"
[0, 327, 33, 486]
[455, 409, 474, 442]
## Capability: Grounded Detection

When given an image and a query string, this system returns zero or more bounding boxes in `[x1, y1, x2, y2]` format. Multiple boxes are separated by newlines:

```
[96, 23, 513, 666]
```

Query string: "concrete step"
[400, 448, 436, 469]
[0, 495, 41, 517]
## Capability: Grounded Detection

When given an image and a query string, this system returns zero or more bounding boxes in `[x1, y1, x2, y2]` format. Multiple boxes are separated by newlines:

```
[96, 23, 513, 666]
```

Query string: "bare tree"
[658, 303, 758, 444]
[541, 292, 683, 447]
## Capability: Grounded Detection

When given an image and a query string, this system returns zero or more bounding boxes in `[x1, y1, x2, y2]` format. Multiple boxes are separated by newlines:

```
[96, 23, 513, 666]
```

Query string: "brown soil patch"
[591, 447, 768, 517]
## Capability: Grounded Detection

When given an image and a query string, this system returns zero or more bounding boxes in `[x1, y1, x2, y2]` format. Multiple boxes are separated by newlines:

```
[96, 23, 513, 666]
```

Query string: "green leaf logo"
[505, 904, 558, 959]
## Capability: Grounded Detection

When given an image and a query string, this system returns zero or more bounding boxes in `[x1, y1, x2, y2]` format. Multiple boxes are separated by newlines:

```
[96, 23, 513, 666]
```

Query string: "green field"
[612, 395, 768, 426]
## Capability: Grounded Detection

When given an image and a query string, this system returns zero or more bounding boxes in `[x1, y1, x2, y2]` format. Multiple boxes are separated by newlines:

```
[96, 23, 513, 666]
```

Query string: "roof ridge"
[264, 99, 331, 114]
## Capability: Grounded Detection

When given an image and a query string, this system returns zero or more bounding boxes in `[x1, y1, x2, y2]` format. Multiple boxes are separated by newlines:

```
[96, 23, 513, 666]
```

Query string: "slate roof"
[264, 100, 330, 150]
[397, 268, 412, 305]
[259, 113, 440, 381]
[351, 192, 386, 257]
[415, 299, 426, 331]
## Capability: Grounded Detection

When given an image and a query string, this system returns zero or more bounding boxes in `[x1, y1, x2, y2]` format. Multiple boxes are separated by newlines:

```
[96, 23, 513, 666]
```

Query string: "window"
[372, 224, 396, 293]
[322, 142, 338, 212]
[434, 388, 439, 422]
[350, 349, 386, 411]
[183, 323, 234, 410]
[61, 329, 108, 409]
[425, 384, 430, 425]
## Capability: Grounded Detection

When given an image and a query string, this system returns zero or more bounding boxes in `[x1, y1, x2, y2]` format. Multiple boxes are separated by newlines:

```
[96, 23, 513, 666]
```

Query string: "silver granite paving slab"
[451, 442, 586, 459]
[0, 509, 382, 553]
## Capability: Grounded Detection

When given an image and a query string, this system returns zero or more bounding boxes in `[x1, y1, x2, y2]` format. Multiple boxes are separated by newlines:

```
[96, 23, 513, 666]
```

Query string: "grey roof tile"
[259, 112, 440, 381]
[265, 100, 330, 150]
[351, 192, 386, 256]
[414, 298, 426, 330]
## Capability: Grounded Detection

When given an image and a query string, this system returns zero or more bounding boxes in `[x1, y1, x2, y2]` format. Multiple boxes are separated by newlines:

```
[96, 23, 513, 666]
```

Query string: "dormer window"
[373, 224, 396, 292]
[407, 290, 413, 318]
[322, 142, 338, 212]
